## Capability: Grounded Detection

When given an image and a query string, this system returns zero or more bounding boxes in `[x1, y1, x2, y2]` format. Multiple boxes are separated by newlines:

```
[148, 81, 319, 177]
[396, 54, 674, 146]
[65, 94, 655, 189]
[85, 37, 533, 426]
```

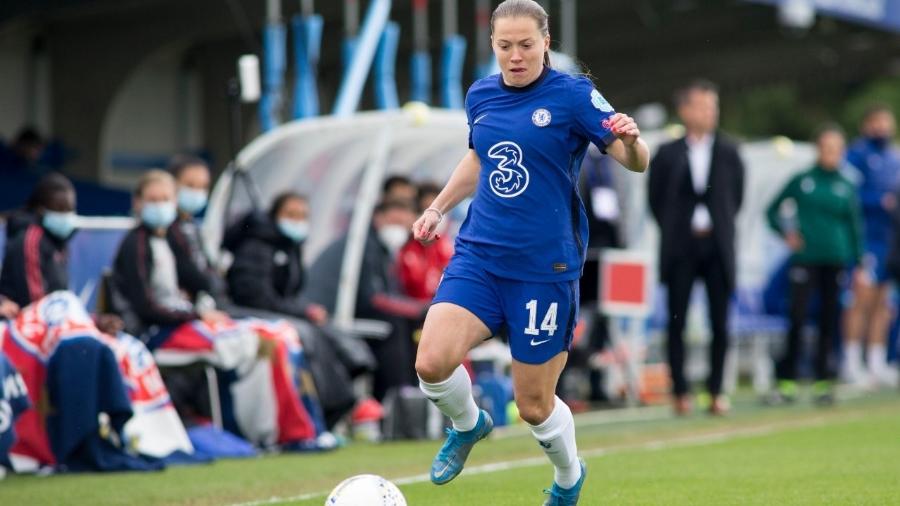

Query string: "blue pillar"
[259, 22, 286, 132]
[291, 14, 323, 119]
[410, 51, 431, 104]
[440, 35, 466, 109]
[374, 21, 400, 110]
[333, 0, 393, 117]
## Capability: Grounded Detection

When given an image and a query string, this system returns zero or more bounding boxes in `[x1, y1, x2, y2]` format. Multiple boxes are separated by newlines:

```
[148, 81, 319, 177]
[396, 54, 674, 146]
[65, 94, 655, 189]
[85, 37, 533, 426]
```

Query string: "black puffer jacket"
[224, 212, 312, 318]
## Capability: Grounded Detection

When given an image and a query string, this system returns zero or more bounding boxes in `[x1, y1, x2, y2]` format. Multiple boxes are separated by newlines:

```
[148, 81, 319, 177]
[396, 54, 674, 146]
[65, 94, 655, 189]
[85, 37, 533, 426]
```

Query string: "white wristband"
[424, 207, 443, 223]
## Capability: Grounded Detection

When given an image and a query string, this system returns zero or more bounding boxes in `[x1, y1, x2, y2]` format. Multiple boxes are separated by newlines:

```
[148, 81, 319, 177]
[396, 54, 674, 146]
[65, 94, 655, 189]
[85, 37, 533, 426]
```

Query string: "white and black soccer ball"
[325, 474, 407, 506]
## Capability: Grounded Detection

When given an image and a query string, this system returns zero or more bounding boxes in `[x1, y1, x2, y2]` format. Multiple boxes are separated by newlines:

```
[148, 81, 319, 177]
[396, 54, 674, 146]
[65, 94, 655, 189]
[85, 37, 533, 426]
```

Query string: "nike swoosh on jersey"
[530, 338, 551, 346]
[473, 113, 488, 125]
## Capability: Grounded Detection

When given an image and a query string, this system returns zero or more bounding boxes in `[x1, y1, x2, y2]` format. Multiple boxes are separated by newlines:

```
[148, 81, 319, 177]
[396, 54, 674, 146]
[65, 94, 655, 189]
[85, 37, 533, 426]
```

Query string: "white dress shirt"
[687, 134, 714, 233]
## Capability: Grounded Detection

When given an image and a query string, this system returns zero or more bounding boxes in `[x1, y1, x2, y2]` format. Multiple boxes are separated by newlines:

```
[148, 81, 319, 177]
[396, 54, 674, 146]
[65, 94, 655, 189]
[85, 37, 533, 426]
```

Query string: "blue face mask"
[141, 202, 177, 229]
[177, 188, 208, 215]
[277, 219, 310, 243]
[42, 211, 78, 239]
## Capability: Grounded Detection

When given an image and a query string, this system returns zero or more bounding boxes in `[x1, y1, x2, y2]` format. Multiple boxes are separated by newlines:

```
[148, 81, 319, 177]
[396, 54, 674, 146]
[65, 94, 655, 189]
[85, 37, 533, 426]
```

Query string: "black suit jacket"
[648, 133, 745, 291]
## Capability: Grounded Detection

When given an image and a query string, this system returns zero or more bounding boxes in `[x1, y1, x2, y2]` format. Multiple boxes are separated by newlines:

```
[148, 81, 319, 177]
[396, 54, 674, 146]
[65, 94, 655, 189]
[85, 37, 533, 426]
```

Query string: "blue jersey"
[846, 137, 900, 247]
[1, 353, 30, 467]
[456, 67, 618, 282]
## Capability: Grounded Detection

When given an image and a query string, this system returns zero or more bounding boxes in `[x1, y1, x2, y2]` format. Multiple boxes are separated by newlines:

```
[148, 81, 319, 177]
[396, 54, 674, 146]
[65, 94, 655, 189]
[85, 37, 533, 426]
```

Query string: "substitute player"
[412, 1, 648, 503]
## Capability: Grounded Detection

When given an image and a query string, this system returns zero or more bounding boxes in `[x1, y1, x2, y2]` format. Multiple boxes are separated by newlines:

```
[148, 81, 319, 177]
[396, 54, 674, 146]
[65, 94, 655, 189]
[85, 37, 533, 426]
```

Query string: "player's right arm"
[413, 149, 481, 244]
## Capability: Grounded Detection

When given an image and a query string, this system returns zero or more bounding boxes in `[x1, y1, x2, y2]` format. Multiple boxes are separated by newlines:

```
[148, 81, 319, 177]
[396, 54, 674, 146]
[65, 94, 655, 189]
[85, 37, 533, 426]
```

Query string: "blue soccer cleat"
[429, 409, 493, 485]
[542, 459, 587, 505]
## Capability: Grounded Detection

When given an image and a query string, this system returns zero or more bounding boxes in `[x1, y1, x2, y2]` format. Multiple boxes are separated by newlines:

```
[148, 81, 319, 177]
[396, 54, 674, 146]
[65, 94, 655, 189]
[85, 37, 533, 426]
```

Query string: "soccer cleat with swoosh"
[429, 409, 493, 485]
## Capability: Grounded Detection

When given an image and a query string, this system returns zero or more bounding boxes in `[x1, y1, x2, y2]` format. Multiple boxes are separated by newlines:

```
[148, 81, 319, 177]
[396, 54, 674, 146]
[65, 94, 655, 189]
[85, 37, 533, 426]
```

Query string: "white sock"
[419, 365, 480, 432]
[845, 342, 864, 375]
[528, 396, 581, 489]
[867, 344, 887, 374]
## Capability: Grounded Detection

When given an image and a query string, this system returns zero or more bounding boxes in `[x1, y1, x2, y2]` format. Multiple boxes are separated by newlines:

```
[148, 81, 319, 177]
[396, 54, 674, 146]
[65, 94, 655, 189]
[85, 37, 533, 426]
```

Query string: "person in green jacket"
[765, 124, 863, 404]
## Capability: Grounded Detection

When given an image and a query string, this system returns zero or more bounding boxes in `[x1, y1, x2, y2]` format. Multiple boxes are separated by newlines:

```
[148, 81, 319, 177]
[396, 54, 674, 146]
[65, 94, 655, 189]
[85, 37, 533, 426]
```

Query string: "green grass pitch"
[3, 391, 899, 505]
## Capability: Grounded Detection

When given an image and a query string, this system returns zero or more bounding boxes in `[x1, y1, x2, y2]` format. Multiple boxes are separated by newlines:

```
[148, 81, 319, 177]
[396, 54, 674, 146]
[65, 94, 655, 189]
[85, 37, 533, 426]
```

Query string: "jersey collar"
[498, 66, 550, 94]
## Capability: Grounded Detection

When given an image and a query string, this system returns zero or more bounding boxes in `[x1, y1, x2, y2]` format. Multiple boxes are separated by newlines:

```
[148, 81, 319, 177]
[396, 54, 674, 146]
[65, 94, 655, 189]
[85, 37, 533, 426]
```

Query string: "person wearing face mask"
[0, 173, 78, 308]
[225, 192, 328, 325]
[112, 171, 331, 448]
[111, 169, 221, 340]
[842, 104, 900, 388]
[766, 125, 863, 405]
[0, 174, 123, 335]
[165, 155, 228, 306]
[306, 199, 427, 401]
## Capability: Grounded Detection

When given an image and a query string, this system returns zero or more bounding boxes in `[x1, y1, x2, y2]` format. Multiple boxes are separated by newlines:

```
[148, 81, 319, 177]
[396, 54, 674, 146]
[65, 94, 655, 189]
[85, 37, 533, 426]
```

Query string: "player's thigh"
[850, 270, 877, 308]
[874, 283, 893, 308]
[416, 302, 493, 379]
[416, 263, 503, 381]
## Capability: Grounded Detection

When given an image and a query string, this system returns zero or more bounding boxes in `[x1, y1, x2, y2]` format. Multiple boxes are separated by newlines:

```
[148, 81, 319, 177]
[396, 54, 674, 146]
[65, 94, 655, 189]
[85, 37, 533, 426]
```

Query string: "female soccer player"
[412, 1, 648, 503]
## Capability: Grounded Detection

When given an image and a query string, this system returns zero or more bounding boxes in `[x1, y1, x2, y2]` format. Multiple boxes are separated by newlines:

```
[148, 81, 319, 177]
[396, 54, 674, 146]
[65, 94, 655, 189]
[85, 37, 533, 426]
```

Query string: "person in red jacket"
[398, 182, 453, 301]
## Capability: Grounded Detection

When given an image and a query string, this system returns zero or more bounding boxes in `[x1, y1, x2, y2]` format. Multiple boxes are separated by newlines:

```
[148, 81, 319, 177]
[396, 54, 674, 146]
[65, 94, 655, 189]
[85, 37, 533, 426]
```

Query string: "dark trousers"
[666, 235, 731, 397]
[776, 264, 842, 382]
[367, 316, 417, 402]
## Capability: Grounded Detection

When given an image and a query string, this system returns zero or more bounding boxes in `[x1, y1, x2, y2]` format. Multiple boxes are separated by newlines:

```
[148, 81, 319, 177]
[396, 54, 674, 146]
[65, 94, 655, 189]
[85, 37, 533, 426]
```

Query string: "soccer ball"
[325, 474, 407, 506]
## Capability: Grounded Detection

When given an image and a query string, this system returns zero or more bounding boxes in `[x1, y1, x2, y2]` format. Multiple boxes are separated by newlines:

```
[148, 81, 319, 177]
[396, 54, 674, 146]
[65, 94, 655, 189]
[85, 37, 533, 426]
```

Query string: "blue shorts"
[432, 254, 579, 365]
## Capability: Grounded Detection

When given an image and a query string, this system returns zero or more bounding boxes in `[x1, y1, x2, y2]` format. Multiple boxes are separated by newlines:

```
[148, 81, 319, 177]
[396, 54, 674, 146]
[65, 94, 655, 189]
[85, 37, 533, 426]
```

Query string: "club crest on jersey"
[532, 108, 552, 127]
[591, 89, 613, 112]
[487, 141, 530, 198]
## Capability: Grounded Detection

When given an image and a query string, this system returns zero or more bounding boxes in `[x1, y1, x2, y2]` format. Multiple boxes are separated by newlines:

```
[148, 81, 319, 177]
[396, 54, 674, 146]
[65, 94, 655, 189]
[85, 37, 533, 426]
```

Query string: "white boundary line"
[231, 414, 848, 506]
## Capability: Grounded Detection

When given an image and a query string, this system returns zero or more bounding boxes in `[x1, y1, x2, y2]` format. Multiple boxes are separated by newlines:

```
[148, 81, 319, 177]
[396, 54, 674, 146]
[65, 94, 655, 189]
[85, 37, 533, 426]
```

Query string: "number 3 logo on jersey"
[488, 141, 530, 198]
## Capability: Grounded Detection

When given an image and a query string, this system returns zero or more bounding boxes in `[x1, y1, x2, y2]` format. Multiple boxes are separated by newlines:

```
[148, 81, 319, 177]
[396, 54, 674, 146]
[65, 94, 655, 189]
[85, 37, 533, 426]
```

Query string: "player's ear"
[543, 35, 550, 52]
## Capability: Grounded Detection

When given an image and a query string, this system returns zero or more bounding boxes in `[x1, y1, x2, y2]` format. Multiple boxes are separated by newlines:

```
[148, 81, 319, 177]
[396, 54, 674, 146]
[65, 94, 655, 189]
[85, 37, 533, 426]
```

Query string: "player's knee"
[415, 352, 450, 384]
[516, 398, 554, 426]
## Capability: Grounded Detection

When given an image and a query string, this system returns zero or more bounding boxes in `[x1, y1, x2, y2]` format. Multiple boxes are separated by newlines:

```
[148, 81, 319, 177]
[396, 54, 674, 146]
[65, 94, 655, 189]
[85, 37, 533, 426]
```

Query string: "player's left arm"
[605, 113, 649, 173]
[567, 78, 647, 173]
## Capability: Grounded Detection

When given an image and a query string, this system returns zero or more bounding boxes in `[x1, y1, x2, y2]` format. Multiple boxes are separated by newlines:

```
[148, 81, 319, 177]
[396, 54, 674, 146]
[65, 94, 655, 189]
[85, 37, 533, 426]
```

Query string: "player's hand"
[608, 113, 640, 146]
[412, 209, 442, 245]
[200, 309, 230, 326]
[784, 231, 804, 252]
[304, 303, 329, 326]
[95, 313, 124, 335]
[0, 297, 20, 319]
[882, 193, 896, 212]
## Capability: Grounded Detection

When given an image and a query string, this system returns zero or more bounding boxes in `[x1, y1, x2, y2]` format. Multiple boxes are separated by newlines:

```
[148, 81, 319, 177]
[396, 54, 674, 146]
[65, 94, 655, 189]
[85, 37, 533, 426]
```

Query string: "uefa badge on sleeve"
[591, 89, 614, 112]
[532, 108, 551, 127]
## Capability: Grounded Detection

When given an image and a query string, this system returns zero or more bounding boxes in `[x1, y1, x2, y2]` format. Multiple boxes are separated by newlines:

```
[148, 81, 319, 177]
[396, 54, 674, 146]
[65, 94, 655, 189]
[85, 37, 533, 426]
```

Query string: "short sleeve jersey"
[456, 67, 618, 282]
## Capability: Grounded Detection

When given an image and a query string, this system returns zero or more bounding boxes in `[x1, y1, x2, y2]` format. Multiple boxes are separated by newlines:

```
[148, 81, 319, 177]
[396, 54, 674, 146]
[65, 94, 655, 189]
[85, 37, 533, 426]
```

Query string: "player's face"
[135, 180, 175, 213]
[491, 16, 550, 88]
[817, 131, 845, 170]
[276, 197, 309, 222]
[45, 189, 76, 214]
[177, 164, 211, 192]
[678, 90, 719, 135]
[863, 110, 896, 140]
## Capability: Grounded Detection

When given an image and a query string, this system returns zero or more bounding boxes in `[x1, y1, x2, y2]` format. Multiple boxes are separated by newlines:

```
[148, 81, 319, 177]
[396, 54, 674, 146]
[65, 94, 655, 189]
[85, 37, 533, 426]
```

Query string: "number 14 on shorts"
[524, 299, 558, 336]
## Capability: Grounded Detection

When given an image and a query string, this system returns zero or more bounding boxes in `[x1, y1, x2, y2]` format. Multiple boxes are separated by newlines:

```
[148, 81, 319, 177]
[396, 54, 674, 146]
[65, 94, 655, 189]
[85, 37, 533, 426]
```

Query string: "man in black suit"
[648, 80, 745, 416]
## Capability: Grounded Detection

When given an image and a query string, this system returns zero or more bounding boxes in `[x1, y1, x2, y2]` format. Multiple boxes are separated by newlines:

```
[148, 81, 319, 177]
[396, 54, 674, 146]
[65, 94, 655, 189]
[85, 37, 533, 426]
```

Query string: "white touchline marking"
[229, 413, 858, 506]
